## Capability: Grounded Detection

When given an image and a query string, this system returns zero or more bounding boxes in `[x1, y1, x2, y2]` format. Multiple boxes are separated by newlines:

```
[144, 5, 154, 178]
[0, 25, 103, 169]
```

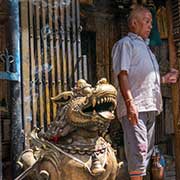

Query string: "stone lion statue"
[15, 78, 118, 180]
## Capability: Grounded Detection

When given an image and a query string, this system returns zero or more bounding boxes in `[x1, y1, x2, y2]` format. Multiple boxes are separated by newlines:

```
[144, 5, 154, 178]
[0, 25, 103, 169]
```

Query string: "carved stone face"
[51, 78, 117, 128]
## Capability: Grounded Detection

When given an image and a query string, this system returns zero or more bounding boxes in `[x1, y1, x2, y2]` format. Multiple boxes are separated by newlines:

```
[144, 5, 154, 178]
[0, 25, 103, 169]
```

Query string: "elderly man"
[112, 5, 178, 180]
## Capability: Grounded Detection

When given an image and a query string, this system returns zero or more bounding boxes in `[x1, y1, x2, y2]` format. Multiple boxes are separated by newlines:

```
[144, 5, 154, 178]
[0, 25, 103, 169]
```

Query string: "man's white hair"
[127, 5, 150, 28]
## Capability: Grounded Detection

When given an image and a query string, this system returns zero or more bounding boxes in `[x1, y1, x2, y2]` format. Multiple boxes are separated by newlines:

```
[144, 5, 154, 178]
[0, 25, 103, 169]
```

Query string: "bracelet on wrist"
[125, 98, 133, 103]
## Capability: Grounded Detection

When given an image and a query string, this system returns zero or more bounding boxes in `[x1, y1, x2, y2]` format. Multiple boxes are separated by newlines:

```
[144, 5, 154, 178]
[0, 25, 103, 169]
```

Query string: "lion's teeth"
[92, 98, 96, 107]
[101, 98, 104, 103]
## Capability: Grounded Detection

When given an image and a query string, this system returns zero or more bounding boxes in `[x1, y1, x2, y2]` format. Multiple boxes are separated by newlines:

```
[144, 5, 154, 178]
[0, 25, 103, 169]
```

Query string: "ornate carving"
[16, 78, 118, 180]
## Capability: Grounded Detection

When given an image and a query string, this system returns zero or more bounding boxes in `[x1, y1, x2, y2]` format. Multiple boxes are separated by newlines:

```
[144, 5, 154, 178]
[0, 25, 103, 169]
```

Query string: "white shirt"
[112, 32, 162, 119]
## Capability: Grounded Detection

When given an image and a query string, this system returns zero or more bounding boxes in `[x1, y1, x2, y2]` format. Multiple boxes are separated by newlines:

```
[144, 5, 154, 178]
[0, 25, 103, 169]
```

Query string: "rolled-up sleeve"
[112, 38, 132, 75]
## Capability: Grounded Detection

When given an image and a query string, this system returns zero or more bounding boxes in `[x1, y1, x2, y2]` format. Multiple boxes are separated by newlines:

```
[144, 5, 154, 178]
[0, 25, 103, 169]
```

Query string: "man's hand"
[118, 71, 139, 125]
[162, 68, 179, 84]
[126, 100, 138, 126]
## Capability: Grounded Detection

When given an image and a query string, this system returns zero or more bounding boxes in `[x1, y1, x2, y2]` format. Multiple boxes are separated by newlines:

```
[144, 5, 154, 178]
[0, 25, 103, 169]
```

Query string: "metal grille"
[20, 0, 88, 138]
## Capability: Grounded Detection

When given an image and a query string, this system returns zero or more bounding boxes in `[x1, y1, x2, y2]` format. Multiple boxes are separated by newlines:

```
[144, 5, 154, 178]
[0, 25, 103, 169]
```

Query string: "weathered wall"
[80, 3, 128, 83]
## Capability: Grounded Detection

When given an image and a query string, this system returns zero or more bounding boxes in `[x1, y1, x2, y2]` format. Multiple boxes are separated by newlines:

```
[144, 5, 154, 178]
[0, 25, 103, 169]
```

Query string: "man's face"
[135, 11, 152, 39]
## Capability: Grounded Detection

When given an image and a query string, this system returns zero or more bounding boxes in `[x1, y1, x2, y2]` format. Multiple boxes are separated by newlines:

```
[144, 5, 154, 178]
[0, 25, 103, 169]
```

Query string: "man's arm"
[118, 70, 138, 125]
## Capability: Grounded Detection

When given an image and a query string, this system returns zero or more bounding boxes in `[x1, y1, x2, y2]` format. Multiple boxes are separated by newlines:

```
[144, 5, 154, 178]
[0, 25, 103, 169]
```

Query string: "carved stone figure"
[16, 78, 118, 180]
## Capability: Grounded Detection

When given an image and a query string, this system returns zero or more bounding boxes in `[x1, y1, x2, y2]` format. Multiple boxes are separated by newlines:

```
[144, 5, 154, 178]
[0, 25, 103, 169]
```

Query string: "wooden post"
[166, 1, 180, 179]
[20, 0, 31, 148]
[8, 0, 24, 178]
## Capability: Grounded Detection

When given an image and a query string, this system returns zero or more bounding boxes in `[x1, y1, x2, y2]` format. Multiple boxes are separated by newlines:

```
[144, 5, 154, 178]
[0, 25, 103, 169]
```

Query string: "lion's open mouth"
[82, 96, 116, 119]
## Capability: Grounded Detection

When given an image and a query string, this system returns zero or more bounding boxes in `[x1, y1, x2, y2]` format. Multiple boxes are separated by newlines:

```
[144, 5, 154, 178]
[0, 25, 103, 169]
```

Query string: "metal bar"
[29, 1, 37, 128]
[42, 2, 51, 125]
[82, 55, 88, 80]
[72, 0, 78, 82]
[76, 0, 82, 79]
[8, 0, 23, 178]
[35, 1, 45, 128]
[65, 1, 73, 89]
[105, 23, 110, 80]
[54, 0, 62, 93]
[60, 3, 67, 90]
[49, 0, 57, 119]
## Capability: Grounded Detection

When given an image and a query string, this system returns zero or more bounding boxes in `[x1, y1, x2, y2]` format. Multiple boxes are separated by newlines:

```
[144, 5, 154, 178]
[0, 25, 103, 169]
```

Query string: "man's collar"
[128, 32, 150, 45]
